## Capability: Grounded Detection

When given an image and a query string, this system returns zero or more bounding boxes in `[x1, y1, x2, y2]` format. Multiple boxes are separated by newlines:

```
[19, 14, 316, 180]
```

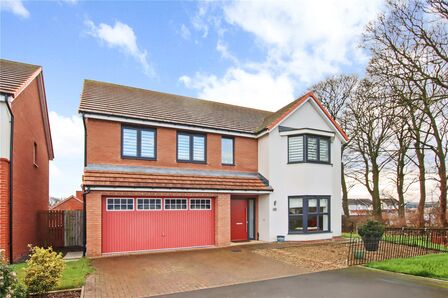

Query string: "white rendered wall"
[0, 98, 12, 160]
[259, 100, 343, 241]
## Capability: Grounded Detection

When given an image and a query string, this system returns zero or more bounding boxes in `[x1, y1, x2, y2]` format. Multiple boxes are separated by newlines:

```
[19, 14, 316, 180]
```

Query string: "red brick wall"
[0, 158, 10, 262]
[86, 191, 231, 257]
[86, 118, 258, 172]
[11, 78, 50, 262]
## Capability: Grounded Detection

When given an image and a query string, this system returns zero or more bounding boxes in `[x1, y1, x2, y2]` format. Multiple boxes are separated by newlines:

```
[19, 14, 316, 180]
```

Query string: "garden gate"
[38, 210, 84, 249]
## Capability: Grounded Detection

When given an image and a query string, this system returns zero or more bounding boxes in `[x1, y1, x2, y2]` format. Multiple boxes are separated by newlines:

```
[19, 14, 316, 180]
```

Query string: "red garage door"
[102, 197, 215, 253]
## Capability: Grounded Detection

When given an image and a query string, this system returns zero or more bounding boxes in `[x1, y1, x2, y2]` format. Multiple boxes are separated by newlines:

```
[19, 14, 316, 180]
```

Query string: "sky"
[1, 0, 386, 198]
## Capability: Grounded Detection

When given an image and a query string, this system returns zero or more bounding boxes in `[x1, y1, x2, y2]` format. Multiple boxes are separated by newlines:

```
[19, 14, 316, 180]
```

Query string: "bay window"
[288, 134, 330, 164]
[289, 196, 330, 233]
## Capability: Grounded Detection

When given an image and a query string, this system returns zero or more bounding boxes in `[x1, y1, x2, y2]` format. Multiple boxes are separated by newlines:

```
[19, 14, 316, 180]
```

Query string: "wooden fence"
[38, 210, 84, 248]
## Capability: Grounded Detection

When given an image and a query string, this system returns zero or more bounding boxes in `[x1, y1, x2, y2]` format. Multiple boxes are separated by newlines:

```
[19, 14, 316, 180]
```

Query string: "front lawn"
[366, 253, 448, 280]
[11, 257, 93, 290]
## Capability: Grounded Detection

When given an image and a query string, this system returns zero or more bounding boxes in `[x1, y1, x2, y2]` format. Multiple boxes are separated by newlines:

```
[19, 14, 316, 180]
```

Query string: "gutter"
[2, 94, 14, 263]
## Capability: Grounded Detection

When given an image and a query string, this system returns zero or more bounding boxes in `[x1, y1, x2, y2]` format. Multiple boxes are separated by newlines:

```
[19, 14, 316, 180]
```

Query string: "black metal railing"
[347, 227, 448, 265]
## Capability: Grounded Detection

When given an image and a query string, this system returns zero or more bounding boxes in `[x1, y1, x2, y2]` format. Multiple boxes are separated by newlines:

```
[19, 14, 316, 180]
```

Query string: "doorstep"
[230, 240, 266, 246]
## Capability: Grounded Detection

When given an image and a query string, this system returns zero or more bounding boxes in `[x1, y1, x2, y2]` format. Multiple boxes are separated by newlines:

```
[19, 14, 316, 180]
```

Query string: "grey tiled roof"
[0, 59, 41, 96]
[79, 80, 274, 133]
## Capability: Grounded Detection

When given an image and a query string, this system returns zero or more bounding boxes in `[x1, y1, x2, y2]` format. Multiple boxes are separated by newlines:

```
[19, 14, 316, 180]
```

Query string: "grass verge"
[10, 257, 93, 290]
[365, 253, 448, 280]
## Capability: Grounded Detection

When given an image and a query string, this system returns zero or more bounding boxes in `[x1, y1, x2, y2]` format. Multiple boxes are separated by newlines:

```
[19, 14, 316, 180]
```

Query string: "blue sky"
[1, 0, 384, 197]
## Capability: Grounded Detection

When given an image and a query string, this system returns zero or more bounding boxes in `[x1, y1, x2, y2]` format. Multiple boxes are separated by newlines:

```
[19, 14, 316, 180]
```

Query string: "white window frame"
[164, 198, 188, 210]
[136, 198, 162, 211]
[106, 198, 134, 211]
[190, 198, 212, 210]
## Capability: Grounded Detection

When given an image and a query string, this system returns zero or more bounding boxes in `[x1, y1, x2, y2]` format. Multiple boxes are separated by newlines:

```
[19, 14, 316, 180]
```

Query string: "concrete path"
[84, 245, 310, 298]
[160, 267, 448, 298]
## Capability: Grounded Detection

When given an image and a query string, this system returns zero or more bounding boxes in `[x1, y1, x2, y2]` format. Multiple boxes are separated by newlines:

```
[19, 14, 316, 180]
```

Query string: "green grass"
[342, 232, 360, 239]
[366, 253, 448, 280]
[382, 235, 448, 252]
[10, 258, 93, 290]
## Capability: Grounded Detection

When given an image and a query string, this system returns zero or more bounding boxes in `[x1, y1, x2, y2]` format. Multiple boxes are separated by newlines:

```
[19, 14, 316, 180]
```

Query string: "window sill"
[288, 161, 332, 166]
[288, 231, 332, 235]
[222, 163, 235, 166]
[177, 160, 207, 164]
[122, 155, 156, 161]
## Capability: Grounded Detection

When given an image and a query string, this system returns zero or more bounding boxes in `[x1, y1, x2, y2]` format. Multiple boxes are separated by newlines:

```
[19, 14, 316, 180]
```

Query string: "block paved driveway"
[83, 244, 310, 298]
[161, 266, 448, 298]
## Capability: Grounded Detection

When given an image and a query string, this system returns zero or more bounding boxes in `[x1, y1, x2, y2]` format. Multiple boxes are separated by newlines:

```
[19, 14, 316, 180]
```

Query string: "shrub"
[358, 220, 385, 238]
[24, 246, 65, 295]
[0, 250, 28, 298]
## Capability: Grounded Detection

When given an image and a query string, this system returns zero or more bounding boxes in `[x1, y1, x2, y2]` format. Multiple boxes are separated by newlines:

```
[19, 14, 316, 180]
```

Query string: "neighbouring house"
[50, 191, 84, 211]
[348, 199, 372, 216]
[0, 59, 54, 262]
[79, 80, 347, 257]
[348, 198, 400, 216]
[381, 198, 399, 213]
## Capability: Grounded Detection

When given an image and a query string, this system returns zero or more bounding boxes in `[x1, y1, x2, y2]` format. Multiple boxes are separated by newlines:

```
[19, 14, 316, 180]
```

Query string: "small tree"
[24, 246, 65, 295]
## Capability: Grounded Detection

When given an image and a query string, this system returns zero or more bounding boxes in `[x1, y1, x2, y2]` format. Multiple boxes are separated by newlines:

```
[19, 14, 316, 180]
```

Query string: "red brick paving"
[83, 244, 310, 298]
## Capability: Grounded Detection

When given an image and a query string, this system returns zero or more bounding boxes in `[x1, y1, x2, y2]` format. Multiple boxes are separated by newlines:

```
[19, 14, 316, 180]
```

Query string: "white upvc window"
[164, 198, 188, 210]
[190, 199, 212, 210]
[136, 198, 162, 210]
[106, 198, 134, 211]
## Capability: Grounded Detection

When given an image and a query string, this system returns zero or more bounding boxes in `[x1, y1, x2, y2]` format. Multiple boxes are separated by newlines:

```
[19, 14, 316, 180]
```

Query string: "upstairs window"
[288, 134, 330, 164]
[221, 137, 234, 165]
[122, 126, 156, 160]
[177, 132, 206, 163]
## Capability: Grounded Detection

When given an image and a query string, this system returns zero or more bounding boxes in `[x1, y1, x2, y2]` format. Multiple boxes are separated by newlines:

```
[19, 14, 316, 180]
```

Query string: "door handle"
[236, 222, 243, 225]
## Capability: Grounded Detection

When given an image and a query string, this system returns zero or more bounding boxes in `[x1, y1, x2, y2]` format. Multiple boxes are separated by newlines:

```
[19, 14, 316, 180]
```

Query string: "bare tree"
[429, 0, 448, 19]
[312, 74, 359, 217]
[388, 104, 413, 224]
[364, 0, 448, 226]
[347, 79, 394, 220]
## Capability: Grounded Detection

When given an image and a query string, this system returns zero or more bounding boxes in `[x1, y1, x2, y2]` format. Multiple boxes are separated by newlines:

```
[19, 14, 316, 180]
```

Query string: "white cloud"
[0, 0, 30, 18]
[181, 0, 383, 111]
[49, 112, 84, 198]
[85, 19, 154, 77]
[180, 67, 295, 111]
[216, 39, 238, 63]
[179, 24, 191, 40]
[222, 0, 383, 79]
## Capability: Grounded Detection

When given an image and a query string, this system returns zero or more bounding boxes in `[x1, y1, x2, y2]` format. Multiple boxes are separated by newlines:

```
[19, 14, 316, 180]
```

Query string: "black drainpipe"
[82, 113, 88, 257]
[82, 186, 90, 257]
[4, 94, 14, 264]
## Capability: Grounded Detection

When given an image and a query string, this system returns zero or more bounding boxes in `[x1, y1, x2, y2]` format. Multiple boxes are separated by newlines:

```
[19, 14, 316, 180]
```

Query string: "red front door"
[231, 199, 248, 241]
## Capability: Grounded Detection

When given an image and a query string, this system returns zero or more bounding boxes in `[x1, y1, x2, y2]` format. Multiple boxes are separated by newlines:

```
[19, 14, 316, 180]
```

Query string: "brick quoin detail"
[86, 191, 231, 257]
[0, 158, 10, 262]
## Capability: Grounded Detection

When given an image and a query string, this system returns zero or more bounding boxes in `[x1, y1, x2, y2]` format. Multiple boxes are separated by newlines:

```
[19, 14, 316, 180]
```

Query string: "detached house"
[79, 80, 347, 257]
[0, 59, 54, 262]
